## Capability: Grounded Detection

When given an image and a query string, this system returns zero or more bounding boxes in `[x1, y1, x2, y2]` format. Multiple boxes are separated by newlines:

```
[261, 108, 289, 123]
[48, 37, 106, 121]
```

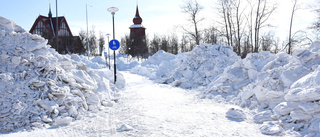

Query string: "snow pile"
[0, 16, 25, 34]
[231, 42, 320, 135]
[116, 54, 140, 71]
[164, 44, 240, 89]
[206, 51, 280, 96]
[235, 48, 318, 106]
[130, 50, 179, 80]
[0, 16, 124, 132]
[131, 44, 239, 89]
[199, 41, 320, 135]
[131, 40, 320, 135]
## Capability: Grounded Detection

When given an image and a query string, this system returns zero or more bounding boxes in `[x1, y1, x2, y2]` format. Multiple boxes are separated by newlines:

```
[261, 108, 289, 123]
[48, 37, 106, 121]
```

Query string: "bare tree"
[203, 26, 219, 44]
[261, 31, 277, 51]
[290, 30, 312, 49]
[149, 34, 161, 54]
[314, 10, 320, 32]
[120, 35, 128, 54]
[89, 26, 97, 56]
[311, 1, 320, 40]
[169, 34, 179, 55]
[245, 0, 254, 53]
[242, 34, 251, 58]
[180, 34, 188, 52]
[79, 30, 88, 54]
[273, 36, 280, 54]
[287, 0, 298, 54]
[227, 11, 234, 48]
[98, 32, 105, 56]
[218, 0, 231, 46]
[253, 0, 277, 52]
[181, 0, 204, 46]
[166, 26, 179, 54]
[79, 30, 87, 45]
[161, 36, 169, 52]
[232, 0, 246, 56]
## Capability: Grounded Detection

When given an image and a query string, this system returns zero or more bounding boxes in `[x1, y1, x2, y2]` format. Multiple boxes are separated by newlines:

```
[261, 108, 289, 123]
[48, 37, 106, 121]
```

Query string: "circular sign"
[109, 39, 120, 50]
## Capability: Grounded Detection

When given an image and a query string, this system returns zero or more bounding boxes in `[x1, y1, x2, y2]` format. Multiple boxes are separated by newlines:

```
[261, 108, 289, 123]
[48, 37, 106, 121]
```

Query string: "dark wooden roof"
[29, 15, 73, 37]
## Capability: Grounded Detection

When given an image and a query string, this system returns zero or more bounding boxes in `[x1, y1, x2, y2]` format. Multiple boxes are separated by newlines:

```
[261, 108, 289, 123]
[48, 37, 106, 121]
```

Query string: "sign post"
[108, 7, 119, 84]
[109, 39, 120, 84]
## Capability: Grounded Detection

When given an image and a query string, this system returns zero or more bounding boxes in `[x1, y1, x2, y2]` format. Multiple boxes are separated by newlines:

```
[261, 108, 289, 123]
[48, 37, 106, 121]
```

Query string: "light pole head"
[107, 7, 119, 15]
[87, 4, 93, 7]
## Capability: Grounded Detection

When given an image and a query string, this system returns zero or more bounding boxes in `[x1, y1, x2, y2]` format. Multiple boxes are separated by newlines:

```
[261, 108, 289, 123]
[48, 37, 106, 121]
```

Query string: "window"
[33, 21, 45, 35]
[58, 22, 70, 36]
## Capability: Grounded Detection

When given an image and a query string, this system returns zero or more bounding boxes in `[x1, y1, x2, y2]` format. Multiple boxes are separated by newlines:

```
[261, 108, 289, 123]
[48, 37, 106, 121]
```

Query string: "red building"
[29, 5, 84, 54]
[129, 5, 146, 38]
[128, 5, 148, 57]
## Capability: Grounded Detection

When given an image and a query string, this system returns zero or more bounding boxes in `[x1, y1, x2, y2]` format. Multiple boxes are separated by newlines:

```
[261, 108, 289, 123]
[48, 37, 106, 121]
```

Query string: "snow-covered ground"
[111, 72, 268, 136]
[2, 72, 267, 137]
[2, 15, 320, 136]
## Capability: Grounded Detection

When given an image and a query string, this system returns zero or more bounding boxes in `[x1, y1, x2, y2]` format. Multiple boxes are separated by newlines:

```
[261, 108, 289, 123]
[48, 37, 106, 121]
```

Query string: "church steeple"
[129, 4, 147, 58]
[133, 5, 142, 25]
[48, 3, 52, 18]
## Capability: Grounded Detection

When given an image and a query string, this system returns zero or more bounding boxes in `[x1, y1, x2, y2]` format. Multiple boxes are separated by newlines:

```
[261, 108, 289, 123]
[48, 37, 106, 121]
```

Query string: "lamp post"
[107, 7, 119, 84]
[106, 33, 110, 69]
[86, 4, 92, 59]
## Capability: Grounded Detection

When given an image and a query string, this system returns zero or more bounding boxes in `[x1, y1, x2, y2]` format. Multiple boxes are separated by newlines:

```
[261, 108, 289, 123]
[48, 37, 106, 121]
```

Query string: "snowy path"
[2, 72, 267, 137]
[112, 72, 267, 136]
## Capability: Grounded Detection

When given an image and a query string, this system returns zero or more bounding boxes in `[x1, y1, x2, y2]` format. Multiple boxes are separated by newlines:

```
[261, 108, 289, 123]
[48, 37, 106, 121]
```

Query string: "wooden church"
[29, 4, 84, 54]
[128, 5, 148, 58]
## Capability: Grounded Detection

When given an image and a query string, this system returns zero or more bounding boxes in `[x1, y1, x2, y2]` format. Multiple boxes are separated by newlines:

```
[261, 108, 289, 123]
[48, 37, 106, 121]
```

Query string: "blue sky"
[1, 0, 318, 43]
[1, 0, 186, 41]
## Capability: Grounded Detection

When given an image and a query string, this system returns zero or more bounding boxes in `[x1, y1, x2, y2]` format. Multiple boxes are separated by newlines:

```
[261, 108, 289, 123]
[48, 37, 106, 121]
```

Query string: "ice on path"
[111, 72, 267, 136]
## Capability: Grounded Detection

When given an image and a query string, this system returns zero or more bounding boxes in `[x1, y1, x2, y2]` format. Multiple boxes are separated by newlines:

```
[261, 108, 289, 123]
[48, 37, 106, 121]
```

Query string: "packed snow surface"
[3, 72, 267, 137]
[2, 15, 320, 136]
[0, 16, 124, 132]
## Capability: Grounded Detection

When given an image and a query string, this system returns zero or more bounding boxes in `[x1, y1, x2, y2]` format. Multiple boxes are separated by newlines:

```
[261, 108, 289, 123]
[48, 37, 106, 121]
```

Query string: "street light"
[86, 4, 92, 59]
[107, 7, 119, 84]
[106, 33, 110, 69]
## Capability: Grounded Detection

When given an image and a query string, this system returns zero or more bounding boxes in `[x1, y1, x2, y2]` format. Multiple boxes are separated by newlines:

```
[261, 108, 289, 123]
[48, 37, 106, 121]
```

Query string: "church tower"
[48, 4, 52, 18]
[129, 5, 148, 57]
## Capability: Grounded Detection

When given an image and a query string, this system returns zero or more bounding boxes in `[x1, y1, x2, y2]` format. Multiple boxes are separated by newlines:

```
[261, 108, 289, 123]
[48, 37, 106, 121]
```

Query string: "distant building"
[29, 4, 84, 54]
[128, 5, 148, 57]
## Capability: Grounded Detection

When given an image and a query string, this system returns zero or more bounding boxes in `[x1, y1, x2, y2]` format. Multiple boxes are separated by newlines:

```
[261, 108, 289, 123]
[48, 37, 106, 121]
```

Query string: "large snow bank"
[132, 40, 320, 136]
[228, 42, 320, 135]
[130, 50, 179, 80]
[0, 16, 124, 132]
[202, 42, 320, 136]
[131, 44, 239, 89]
[165, 44, 240, 89]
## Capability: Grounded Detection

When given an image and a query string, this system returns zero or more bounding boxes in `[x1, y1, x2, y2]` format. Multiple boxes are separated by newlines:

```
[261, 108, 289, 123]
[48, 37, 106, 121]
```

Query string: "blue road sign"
[104, 52, 107, 56]
[109, 39, 120, 50]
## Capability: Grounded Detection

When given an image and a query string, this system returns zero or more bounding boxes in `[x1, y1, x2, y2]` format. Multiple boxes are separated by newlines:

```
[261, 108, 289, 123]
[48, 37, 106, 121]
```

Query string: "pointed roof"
[29, 15, 73, 36]
[135, 5, 141, 18]
[133, 5, 142, 24]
